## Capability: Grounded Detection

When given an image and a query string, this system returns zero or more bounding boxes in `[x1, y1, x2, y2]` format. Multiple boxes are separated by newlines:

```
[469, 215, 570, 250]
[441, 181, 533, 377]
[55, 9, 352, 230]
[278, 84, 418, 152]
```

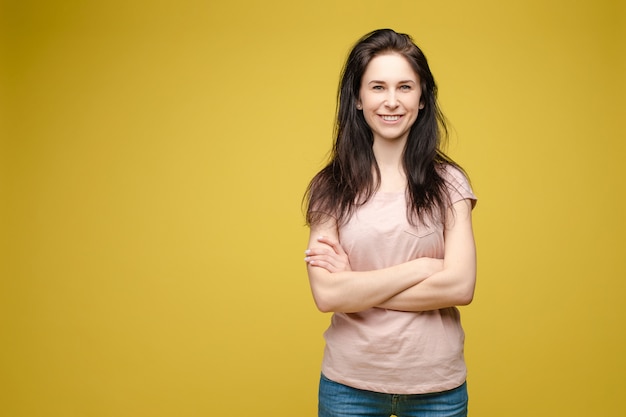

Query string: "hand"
[304, 236, 352, 273]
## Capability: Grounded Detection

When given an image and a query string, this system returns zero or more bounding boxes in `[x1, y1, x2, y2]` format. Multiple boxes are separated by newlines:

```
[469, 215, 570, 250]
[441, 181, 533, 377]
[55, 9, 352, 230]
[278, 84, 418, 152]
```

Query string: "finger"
[306, 258, 336, 273]
[306, 254, 337, 269]
[316, 236, 344, 255]
[308, 251, 344, 271]
[305, 247, 333, 257]
[312, 237, 337, 253]
[316, 235, 347, 255]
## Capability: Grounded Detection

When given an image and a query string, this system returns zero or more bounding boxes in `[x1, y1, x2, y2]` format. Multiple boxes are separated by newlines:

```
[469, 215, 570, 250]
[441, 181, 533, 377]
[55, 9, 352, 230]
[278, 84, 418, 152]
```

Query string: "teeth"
[382, 115, 400, 121]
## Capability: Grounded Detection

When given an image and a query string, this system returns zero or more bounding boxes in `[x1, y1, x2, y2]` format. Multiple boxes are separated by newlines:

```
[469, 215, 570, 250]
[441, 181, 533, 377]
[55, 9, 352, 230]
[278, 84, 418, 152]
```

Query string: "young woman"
[303, 29, 477, 417]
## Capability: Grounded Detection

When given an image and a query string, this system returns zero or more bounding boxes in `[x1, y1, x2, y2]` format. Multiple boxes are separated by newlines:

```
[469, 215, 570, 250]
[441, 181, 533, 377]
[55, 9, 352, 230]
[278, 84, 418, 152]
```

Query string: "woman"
[303, 29, 477, 417]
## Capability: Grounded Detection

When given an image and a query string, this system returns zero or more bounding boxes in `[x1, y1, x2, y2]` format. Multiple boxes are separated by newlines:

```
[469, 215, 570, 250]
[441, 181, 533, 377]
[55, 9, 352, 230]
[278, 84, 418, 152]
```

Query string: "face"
[357, 53, 424, 144]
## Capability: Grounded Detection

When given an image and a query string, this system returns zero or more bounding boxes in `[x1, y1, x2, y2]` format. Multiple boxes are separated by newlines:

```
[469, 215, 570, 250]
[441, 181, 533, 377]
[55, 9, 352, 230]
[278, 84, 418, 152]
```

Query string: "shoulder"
[438, 163, 477, 208]
[439, 163, 470, 187]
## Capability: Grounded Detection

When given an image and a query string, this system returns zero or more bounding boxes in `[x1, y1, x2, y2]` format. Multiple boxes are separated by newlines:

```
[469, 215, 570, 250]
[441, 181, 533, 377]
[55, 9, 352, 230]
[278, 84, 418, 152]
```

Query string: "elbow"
[308, 271, 340, 313]
[314, 298, 342, 313]
[455, 279, 476, 306]
[311, 289, 338, 313]
[312, 294, 332, 313]
[313, 291, 353, 313]
[309, 274, 350, 313]
[315, 302, 334, 314]
[456, 290, 474, 306]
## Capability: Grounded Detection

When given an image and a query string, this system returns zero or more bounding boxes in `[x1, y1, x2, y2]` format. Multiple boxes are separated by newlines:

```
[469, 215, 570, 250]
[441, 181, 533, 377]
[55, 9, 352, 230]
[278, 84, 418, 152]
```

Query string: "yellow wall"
[2, 0, 625, 416]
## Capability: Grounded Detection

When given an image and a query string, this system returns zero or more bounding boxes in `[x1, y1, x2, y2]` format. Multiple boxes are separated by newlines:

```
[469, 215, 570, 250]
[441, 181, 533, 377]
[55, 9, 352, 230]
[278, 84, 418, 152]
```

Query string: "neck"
[372, 138, 407, 192]
[372, 137, 405, 169]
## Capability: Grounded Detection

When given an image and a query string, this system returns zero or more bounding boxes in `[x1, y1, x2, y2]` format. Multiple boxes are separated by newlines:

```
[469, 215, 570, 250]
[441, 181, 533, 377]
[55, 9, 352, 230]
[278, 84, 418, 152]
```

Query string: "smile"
[380, 115, 402, 121]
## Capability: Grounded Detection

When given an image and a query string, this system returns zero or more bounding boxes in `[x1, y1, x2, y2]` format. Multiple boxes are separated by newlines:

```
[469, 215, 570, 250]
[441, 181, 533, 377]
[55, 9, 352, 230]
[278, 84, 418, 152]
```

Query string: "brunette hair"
[305, 28, 466, 227]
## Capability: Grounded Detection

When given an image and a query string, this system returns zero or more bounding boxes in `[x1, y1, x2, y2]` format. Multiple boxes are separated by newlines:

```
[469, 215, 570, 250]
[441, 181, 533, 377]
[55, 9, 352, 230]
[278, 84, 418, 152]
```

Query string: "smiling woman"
[303, 29, 477, 417]
[358, 54, 424, 146]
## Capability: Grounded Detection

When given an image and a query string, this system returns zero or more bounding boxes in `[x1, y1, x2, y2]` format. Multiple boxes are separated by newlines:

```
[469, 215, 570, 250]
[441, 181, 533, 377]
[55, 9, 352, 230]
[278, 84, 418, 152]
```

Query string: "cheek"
[363, 112, 377, 130]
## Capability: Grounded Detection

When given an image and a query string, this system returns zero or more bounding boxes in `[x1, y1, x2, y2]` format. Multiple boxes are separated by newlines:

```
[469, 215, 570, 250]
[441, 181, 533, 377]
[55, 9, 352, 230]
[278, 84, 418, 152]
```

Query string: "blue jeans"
[318, 374, 468, 417]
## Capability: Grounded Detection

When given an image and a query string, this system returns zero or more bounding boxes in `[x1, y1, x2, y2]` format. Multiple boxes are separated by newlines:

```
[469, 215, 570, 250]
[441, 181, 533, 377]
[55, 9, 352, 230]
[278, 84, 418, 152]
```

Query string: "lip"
[378, 114, 404, 122]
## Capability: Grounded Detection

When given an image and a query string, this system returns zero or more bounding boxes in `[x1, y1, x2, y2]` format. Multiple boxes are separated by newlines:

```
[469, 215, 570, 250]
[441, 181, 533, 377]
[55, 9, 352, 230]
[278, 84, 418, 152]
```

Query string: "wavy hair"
[305, 28, 466, 227]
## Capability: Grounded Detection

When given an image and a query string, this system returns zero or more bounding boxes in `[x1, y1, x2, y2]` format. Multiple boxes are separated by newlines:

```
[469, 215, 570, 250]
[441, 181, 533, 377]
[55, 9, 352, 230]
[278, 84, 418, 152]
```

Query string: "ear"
[419, 101, 425, 109]
[356, 99, 362, 110]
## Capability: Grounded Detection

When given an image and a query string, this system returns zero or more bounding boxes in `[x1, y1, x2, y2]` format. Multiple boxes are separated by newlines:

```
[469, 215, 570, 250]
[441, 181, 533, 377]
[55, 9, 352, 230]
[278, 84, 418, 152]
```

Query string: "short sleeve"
[442, 164, 477, 209]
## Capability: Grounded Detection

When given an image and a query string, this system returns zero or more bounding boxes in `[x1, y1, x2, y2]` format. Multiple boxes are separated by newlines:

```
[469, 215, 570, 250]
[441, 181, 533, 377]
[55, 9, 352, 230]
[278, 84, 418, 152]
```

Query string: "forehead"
[362, 53, 419, 82]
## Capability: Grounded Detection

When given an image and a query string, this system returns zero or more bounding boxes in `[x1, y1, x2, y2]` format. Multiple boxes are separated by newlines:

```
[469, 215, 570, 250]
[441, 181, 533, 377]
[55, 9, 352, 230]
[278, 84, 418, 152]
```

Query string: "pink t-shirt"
[321, 164, 477, 394]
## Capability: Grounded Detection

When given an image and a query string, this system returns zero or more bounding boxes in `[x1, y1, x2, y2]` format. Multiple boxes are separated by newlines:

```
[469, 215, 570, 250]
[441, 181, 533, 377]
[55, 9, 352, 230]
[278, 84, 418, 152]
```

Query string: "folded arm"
[377, 198, 477, 311]
[304, 216, 442, 313]
[305, 198, 476, 313]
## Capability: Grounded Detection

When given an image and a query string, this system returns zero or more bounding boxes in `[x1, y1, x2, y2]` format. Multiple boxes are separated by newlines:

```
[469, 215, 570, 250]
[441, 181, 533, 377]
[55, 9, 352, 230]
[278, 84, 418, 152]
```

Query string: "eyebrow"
[367, 79, 417, 85]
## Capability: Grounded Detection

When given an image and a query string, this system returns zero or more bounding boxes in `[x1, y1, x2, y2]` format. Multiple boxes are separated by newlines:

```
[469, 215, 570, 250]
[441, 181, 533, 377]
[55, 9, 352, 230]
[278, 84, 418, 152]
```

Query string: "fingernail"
[305, 249, 310, 255]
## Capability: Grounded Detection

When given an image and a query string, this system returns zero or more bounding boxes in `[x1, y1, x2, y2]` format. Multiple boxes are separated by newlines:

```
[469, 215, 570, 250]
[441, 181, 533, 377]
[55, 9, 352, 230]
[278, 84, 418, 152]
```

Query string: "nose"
[385, 91, 399, 108]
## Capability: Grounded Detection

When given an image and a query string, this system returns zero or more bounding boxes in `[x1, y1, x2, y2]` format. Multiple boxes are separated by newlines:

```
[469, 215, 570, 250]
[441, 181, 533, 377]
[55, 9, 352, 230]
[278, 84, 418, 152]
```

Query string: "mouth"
[380, 115, 402, 122]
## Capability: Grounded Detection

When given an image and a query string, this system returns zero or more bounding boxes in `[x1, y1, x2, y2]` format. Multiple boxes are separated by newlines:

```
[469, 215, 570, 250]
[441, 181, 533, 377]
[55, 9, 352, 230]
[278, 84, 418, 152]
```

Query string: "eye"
[372, 85, 384, 91]
[399, 85, 412, 91]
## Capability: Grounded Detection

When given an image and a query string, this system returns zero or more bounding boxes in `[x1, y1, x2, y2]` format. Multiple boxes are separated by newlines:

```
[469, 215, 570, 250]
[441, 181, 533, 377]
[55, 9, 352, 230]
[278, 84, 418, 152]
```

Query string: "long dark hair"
[305, 28, 466, 227]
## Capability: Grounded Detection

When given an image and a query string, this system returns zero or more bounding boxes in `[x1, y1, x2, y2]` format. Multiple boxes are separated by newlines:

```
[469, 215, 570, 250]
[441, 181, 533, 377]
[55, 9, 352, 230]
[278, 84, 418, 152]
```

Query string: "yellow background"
[2, 0, 625, 416]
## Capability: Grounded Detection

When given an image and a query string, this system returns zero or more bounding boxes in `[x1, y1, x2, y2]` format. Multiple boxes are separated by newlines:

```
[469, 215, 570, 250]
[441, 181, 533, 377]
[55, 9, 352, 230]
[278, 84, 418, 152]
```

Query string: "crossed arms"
[304, 198, 476, 313]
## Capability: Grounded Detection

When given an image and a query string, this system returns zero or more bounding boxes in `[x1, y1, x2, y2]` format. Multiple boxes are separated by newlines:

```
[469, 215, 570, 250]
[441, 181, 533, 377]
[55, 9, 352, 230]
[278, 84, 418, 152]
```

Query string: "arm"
[304, 216, 443, 313]
[377, 198, 477, 311]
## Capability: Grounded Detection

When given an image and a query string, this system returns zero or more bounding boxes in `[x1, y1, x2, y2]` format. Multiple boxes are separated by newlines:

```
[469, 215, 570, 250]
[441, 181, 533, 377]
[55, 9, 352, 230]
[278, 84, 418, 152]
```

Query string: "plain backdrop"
[1, 0, 625, 416]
